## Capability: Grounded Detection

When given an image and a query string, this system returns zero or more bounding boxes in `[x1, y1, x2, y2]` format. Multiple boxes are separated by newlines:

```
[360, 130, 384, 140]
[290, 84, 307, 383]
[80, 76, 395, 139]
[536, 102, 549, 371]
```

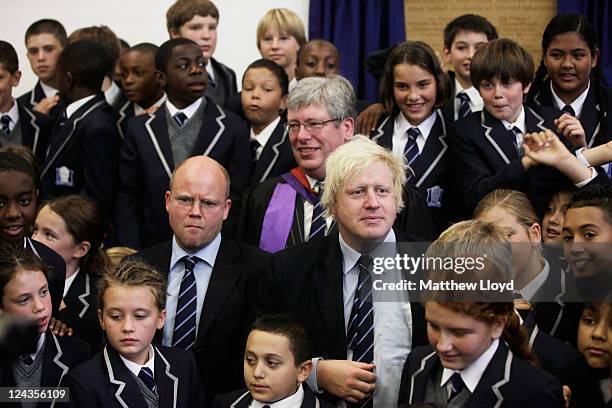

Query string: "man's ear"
[155, 70, 167, 90]
[11, 70, 21, 87]
[296, 359, 312, 383]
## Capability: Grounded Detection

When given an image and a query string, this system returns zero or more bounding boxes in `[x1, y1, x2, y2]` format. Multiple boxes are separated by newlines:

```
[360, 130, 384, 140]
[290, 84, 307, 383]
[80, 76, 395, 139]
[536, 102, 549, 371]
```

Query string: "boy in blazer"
[66, 261, 205, 408]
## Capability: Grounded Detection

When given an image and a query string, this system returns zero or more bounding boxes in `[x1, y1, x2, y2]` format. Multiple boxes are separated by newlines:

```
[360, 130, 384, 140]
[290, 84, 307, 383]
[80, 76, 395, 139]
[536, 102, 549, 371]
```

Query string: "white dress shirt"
[454, 78, 484, 120]
[392, 111, 437, 157]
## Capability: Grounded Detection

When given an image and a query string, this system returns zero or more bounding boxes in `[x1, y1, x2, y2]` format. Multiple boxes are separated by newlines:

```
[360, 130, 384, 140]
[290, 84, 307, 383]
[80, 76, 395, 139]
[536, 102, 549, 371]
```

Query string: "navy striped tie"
[174, 111, 188, 127]
[347, 255, 374, 408]
[173, 256, 198, 351]
[1, 115, 11, 135]
[309, 182, 326, 240]
[138, 367, 156, 393]
[457, 92, 471, 119]
[448, 372, 465, 401]
[404, 127, 421, 183]
[511, 126, 523, 155]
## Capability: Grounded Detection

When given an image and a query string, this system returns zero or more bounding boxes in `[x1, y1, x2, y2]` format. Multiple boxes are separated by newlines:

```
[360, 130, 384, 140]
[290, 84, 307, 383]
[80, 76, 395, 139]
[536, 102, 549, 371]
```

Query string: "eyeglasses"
[284, 118, 340, 134]
[172, 195, 224, 211]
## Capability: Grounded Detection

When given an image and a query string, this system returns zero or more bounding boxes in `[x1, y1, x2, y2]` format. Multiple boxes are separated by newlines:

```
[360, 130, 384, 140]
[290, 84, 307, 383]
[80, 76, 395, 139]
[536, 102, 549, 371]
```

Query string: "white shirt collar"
[518, 259, 549, 302]
[501, 105, 526, 134]
[441, 338, 499, 393]
[25, 331, 46, 362]
[339, 229, 395, 275]
[395, 110, 437, 140]
[250, 383, 304, 408]
[305, 174, 321, 191]
[550, 81, 590, 118]
[0, 99, 19, 128]
[66, 94, 97, 119]
[170, 232, 221, 270]
[134, 93, 167, 116]
[40, 81, 58, 98]
[165, 97, 203, 121]
[206, 61, 215, 83]
[104, 80, 122, 107]
[119, 345, 155, 377]
[454, 78, 483, 111]
[251, 116, 281, 152]
[63, 268, 80, 298]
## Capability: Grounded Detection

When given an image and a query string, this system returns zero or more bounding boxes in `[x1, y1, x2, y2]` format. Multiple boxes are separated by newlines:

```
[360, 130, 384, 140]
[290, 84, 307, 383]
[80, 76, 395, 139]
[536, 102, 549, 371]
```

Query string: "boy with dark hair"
[0, 40, 52, 161]
[18, 19, 67, 118]
[116, 43, 166, 139]
[442, 13, 498, 122]
[167, 0, 237, 106]
[116, 38, 249, 249]
[213, 314, 332, 408]
[40, 40, 121, 216]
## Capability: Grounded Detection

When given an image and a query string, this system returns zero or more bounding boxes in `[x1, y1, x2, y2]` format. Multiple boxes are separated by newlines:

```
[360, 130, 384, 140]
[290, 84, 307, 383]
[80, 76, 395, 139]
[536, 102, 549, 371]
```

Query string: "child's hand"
[523, 130, 572, 167]
[356, 103, 385, 136]
[317, 359, 376, 403]
[33, 95, 60, 116]
[554, 113, 586, 147]
[48, 317, 73, 337]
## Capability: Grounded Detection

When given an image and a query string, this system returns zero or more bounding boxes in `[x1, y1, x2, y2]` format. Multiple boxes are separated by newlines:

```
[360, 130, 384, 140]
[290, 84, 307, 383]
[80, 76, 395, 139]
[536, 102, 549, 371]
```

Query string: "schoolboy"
[66, 260, 205, 407]
[212, 314, 332, 408]
[0, 40, 52, 161]
[115, 38, 249, 249]
[40, 40, 121, 215]
[295, 39, 340, 80]
[116, 43, 166, 139]
[18, 19, 66, 118]
[449, 38, 575, 218]
[167, 0, 237, 106]
[241, 58, 296, 185]
[441, 14, 498, 122]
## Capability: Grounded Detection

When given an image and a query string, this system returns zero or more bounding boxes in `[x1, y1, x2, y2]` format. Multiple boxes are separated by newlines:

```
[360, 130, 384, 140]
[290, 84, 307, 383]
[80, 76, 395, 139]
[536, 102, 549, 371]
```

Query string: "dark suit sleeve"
[65, 371, 99, 408]
[187, 351, 207, 408]
[253, 253, 285, 317]
[525, 373, 564, 408]
[449, 122, 526, 209]
[115, 119, 145, 248]
[223, 118, 251, 237]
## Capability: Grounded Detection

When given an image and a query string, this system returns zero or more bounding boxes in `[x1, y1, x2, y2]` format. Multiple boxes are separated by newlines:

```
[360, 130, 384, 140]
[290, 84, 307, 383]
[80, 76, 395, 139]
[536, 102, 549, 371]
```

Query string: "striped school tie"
[138, 367, 156, 393]
[172, 256, 198, 351]
[347, 255, 374, 408]
[1, 115, 11, 135]
[174, 111, 188, 127]
[448, 372, 465, 401]
[309, 182, 326, 240]
[404, 127, 421, 182]
[511, 126, 523, 155]
[457, 92, 471, 119]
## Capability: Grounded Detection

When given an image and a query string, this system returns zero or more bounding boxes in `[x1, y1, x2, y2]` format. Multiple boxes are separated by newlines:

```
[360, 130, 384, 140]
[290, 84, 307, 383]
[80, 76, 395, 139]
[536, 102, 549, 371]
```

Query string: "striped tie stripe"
[173, 256, 199, 351]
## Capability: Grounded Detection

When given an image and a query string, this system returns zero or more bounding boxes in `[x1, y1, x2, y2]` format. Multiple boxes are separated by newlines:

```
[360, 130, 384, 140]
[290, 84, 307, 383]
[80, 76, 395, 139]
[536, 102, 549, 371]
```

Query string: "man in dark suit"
[255, 136, 428, 407]
[135, 155, 269, 407]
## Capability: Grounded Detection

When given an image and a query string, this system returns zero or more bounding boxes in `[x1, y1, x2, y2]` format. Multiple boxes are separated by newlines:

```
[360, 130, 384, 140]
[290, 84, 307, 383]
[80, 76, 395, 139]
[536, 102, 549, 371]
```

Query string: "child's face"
[32, 206, 83, 269]
[99, 284, 165, 365]
[164, 43, 207, 109]
[296, 42, 339, 80]
[444, 30, 489, 86]
[0, 64, 20, 113]
[393, 63, 437, 126]
[578, 303, 611, 369]
[0, 170, 37, 245]
[563, 206, 612, 277]
[542, 191, 572, 243]
[259, 28, 300, 71]
[119, 50, 160, 107]
[25, 33, 63, 83]
[479, 76, 529, 123]
[244, 329, 310, 403]
[1, 269, 51, 334]
[426, 302, 504, 370]
[174, 14, 218, 62]
[545, 32, 597, 100]
[241, 67, 286, 132]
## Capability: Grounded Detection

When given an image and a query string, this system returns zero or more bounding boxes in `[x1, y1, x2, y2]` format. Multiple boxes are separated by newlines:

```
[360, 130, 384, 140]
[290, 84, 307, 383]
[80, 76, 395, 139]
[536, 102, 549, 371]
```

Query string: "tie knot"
[448, 372, 465, 400]
[183, 256, 199, 271]
[138, 367, 156, 392]
[406, 127, 420, 140]
[457, 92, 470, 103]
[174, 111, 188, 127]
[358, 254, 373, 271]
[562, 104, 575, 117]
[0, 115, 10, 125]
[313, 181, 324, 195]
[511, 126, 522, 136]
[22, 355, 34, 366]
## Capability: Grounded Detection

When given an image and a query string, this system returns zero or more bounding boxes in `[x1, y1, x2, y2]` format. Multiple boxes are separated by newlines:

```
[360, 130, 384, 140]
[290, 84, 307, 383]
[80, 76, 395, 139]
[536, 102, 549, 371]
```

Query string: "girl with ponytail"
[32, 194, 110, 345]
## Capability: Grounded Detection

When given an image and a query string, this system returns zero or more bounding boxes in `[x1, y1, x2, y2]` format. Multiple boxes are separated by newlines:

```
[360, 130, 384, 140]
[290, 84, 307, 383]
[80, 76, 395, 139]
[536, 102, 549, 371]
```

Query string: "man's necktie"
[250, 138, 261, 162]
[173, 256, 198, 351]
[174, 111, 188, 127]
[138, 367, 156, 393]
[309, 182, 326, 240]
[511, 126, 523, 155]
[22, 355, 34, 366]
[561, 104, 575, 117]
[404, 127, 421, 182]
[457, 92, 471, 119]
[448, 372, 465, 401]
[1, 115, 11, 135]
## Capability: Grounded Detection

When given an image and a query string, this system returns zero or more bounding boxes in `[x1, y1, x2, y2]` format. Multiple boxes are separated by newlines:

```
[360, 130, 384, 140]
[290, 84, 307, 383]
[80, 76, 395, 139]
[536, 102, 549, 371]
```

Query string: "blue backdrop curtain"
[309, 0, 405, 101]
[557, 0, 611, 85]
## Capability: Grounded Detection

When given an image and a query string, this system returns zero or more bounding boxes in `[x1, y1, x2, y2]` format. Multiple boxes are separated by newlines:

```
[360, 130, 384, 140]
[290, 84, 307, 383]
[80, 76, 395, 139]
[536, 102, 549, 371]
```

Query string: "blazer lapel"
[481, 110, 517, 164]
[253, 120, 287, 183]
[29, 81, 45, 108]
[525, 106, 549, 133]
[468, 342, 512, 408]
[64, 271, 91, 318]
[196, 238, 241, 339]
[407, 349, 439, 405]
[191, 98, 225, 157]
[145, 106, 175, 179]
[116, 101, 133, 140]
[153, 346, 179, 408]
[103, 346, 149, 408]
[371, 114, 394, 149]
[17, 104, 41, 156]
[312, 236, 347, 357]
[581, 86, 601, 147]
[411, 110, 448, 187]
[40, 332, 69, 389]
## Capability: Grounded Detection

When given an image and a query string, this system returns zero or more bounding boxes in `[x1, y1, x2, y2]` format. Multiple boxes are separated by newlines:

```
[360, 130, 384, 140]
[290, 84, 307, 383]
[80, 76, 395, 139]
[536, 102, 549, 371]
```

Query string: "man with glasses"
[238, 75, 355, 252]
[134, 155, 270, 407]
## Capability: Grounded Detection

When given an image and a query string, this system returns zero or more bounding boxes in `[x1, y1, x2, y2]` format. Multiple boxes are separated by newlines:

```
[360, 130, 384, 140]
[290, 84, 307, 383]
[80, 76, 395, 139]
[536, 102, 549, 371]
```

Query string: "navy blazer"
[135, 237, 269, 407]
[115, 97, 250, 249]
[115, 100, 135, 140]
[449, 106, 573, 217]
[206, 58, 238, 107]
[17, 80, 63, 120]
[529, 80, 612, 148]
[0, 330, 89, 408]
[212, 385, 334, 408]
[40, 94, 120, 214]
[399, 342, 564, 407]
[66, 345, 205, 408]
[13, 102, 53, 162]
[26, 237, 66, 315]
[249, 117, 297, 186]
